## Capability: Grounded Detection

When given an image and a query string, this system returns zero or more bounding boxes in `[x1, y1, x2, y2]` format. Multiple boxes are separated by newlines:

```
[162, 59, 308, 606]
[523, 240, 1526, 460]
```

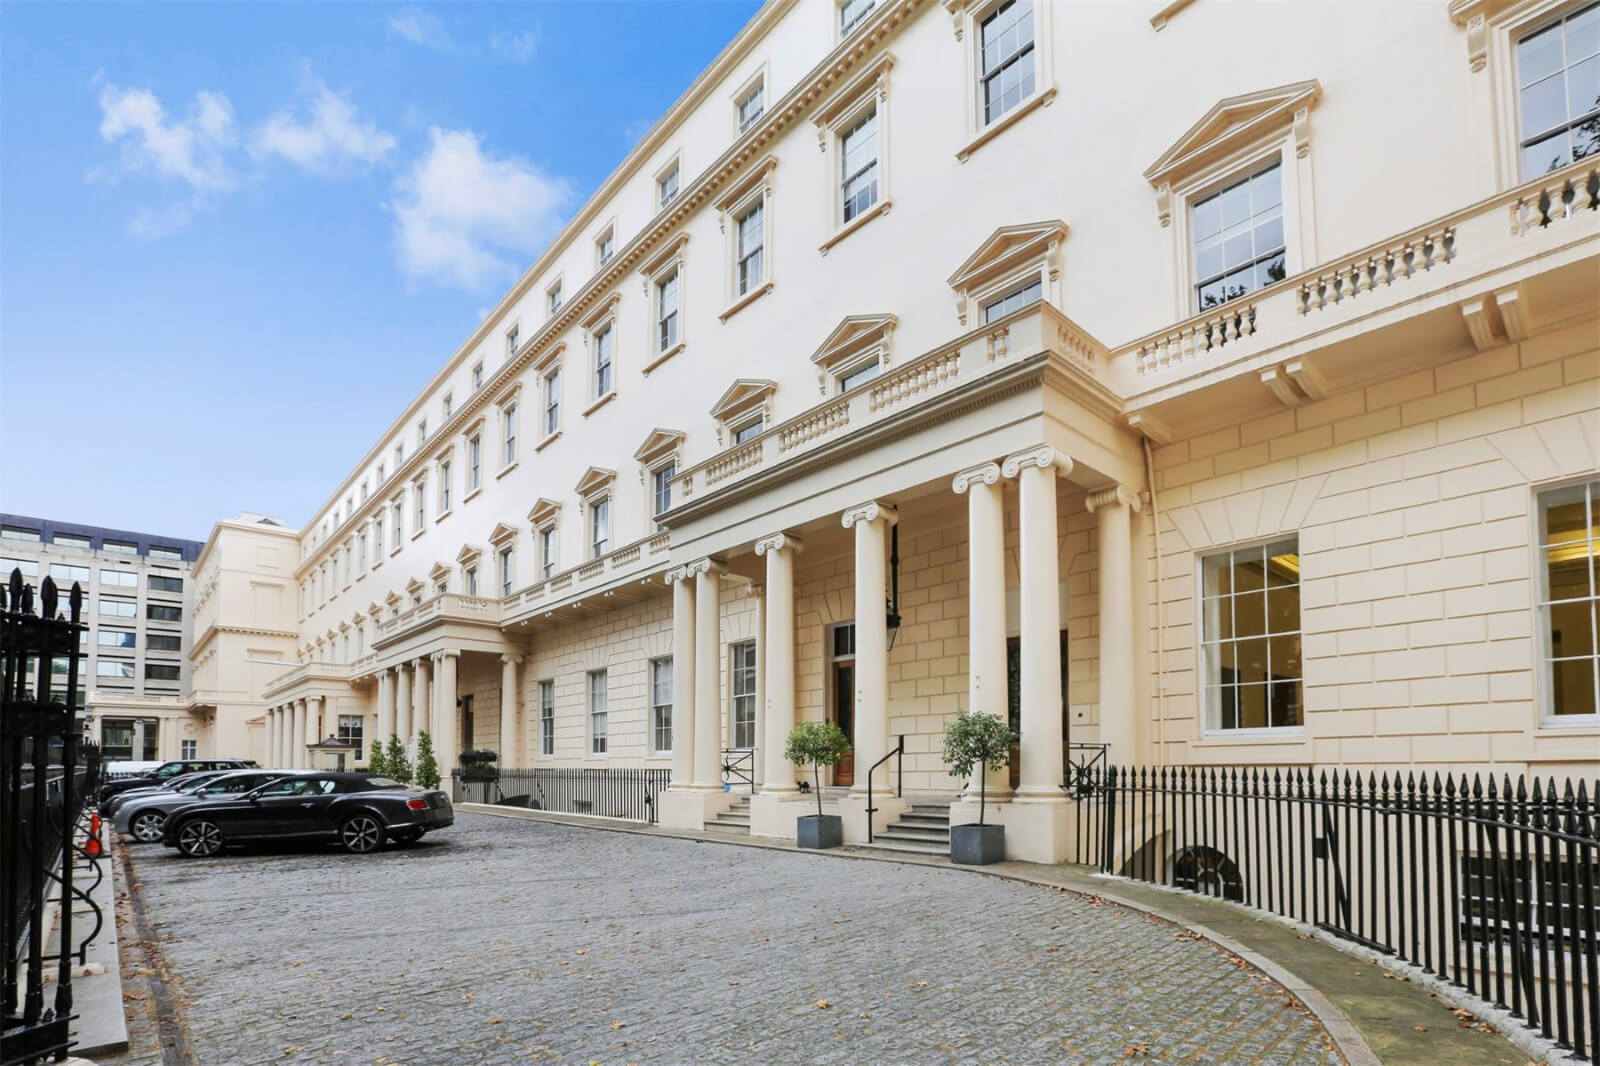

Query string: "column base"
[949, 797, 1074, 864]
[750, 793, 821, 840]
[835, 792, 909, 844]
[657, 787, 736, 831]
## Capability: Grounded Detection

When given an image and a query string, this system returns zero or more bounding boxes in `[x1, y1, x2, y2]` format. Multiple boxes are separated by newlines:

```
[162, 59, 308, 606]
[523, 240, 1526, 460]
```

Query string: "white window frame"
[505, 324, 519, 361]
[501, 398, 519, 469]
[587, 669, 608, 755]
[651, 461, 676, 526]
[839, 0, 876, 36]
[650, 656, 673, 754]
[595, 223, 616, 269]
[729, 640, 758, 749]
[815, 56, 894, 252]
[1197, 536, 1304, 736]
[539, 522, 559, 581]
[1536, 478, 1600, 725]
[498, 546, 515, 598]
[538, 680, 555, 756]
[412, 476, 427, 534]
[467, 432, 482, 494]
[655, 153, 682, 209]
[472, 361, 485, 390]
[464, 564, 478, 597]
[546, 277, 564, 317]
[543, 366, 562, 440]
[639, 235, 689, 371]
[947, 0, 1056, 162]
[591, 320, 615, 404]
[588, 495, 611, 560]
[442, 392, 454, 419]
[732, 65, 767, 136]
[437, 458, 452, 516]
[716, 160, 776, 320]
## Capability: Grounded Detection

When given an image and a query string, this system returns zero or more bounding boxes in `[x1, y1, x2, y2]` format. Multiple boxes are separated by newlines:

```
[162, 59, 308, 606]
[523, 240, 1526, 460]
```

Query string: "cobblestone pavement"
[119, 813, 1342, 1066]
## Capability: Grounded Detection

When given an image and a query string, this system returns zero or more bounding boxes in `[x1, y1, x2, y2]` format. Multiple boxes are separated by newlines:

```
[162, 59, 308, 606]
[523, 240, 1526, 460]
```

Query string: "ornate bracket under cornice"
[1446, 0, 1525, 72]
[1085, 487, 1144, 514]
[1258, 356, 1330, 408]
[754, 531, 805, 556]
[951, 462, 1001, 494]
[1002, 445, 1074, 479]
[1460, 284, 1531, 351]
[1125, 412, 1174, 445]
[842, 500, 899, 528]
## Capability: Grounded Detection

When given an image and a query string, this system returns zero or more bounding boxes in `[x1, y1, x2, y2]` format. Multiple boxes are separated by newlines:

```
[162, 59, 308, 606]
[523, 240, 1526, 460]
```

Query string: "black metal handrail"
[720, 748, 756, 794]
[1078, 765, 1600, 1063]
[864, 734, 905, 844]
[1063, 742, 1108, 798]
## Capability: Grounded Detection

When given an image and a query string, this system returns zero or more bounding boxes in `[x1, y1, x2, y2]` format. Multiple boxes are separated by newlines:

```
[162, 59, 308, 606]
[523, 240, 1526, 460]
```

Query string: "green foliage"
[784, 721, 852, 818]
[414, 731, 440, 791]
[367, 739, 388, 778]
[385, 734, 413, 785]
[941, 711, 1017, 825]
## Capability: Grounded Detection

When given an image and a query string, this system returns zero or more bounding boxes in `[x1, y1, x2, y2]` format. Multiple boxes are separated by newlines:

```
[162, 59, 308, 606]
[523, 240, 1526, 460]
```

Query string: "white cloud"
[490, 29, 539, 63]
[252, 73, 395, 176]
[388, 6, 455, 52]
[96, 81, 236, 193]
[390, 127, 573, 290]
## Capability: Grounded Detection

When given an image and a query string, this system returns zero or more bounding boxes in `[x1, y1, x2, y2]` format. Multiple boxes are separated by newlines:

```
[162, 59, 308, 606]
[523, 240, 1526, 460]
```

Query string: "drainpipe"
[1142, 435, 1167, 766]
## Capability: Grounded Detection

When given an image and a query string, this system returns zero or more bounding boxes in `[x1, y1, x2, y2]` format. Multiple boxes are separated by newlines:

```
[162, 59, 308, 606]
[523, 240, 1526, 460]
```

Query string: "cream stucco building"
[191, 0, 1598, 860]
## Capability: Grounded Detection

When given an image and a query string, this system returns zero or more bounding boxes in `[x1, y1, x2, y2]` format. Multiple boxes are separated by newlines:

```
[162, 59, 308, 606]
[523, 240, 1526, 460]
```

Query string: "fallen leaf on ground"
[814, 999, 831, 1009]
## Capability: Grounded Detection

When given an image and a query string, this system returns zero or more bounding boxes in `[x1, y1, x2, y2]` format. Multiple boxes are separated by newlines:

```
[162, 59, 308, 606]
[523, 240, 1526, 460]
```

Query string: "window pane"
[1523, 72, 1570, 137]
[1521, 21, 1567, 86]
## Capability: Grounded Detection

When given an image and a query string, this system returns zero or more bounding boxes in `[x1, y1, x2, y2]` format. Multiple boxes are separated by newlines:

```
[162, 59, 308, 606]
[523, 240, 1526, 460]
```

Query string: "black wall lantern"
[886, 523, 902, 651]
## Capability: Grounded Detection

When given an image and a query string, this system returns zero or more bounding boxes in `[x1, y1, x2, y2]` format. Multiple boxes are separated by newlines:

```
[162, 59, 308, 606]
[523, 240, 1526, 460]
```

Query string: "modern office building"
[0, 513, 203, 761]
[190, 0, 1596, 859]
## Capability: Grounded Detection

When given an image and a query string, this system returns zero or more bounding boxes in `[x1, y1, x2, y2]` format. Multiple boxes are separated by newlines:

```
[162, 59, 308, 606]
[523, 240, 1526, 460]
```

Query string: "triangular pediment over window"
[456, 543, 483, 566]
[428, 562, 452, 585]
[384, 590, 402, 607]
[633, 428, 686, 466]
[812, 314, 898, 371]
[574, 466, 617, 499]
[947, 221, 1069, 295]
[1145, 79, 1321, 189]
[366, 601, 383, 619]
[405, 577, 425, 595]
[527, 498, 562, 527]
[709, 379, 777, 422]
[488, 522, 520, 548]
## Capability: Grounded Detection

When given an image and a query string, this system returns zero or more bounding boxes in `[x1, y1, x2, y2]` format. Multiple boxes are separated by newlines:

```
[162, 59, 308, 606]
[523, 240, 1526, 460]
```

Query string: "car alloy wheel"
[131, 811, 167, 843]
[340, 814, 385, 854]
[176, 820, 223, 858]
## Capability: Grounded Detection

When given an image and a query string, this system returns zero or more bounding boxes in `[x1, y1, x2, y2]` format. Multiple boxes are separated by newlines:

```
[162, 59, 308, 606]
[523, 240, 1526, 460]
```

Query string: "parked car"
[115, 770, 303, 842]
[102, 770, 237, 819]
[163, 772, 453, 857]
[98, 759, 257, 805]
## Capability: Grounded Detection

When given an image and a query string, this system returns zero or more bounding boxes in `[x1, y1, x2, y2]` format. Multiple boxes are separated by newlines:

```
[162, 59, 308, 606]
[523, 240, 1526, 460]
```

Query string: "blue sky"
[0, 0, 760, 541]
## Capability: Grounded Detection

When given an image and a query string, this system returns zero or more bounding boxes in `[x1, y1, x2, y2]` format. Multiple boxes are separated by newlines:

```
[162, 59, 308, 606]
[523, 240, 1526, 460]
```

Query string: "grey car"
[115, 770, 303, 843]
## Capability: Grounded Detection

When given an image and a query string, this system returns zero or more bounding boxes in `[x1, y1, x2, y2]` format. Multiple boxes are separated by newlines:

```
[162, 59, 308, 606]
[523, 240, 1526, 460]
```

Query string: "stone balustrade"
[1299, 227, 1455, 314]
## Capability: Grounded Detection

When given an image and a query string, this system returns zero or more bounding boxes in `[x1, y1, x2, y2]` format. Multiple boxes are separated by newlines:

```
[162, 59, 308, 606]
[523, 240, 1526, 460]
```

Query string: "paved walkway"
[113, 812, 1345, 1065]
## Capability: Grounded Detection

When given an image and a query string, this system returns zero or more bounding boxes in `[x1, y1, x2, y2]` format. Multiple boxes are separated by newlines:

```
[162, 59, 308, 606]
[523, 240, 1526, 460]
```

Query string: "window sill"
[410, 528, 426, 542]
[536, 430, 562, 453]
[371, 557, 383, 570]
[1194, 729, 1306, 744]
[389, 545, 403, 558]
[462, 487, 483, 506]
[718, 281, 774, 322]
[435, 508, 452, 525]
[642, 341, 685, 375]
[957, 87, 1057, 163]
[582, 392, 617, 418]
[819, 200, 892, 255]
[495, 461, 520, 481]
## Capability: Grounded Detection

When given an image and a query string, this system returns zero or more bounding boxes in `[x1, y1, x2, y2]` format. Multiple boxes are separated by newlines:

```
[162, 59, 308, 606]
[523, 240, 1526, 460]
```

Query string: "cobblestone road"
[121, 813, 1342, 1065]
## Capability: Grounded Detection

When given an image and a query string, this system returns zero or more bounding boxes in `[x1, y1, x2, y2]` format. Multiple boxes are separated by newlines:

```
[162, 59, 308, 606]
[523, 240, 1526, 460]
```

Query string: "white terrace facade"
[196, 0, 1599, 860]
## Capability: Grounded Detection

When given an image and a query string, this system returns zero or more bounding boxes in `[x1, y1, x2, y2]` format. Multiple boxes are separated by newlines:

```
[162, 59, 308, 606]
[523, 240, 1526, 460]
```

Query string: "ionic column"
[307, 695, 323, 749]
[394, 665, 413, 747]
[436, 650, 459, 781]
[377, 670, 396, 748]
[752, 582, 766, 787]
[690, 558, 724, 790]
[267, 709, 278, 767]
[1005, 446, 1073, 801]
[1087, 485, 1142, 764]
[953, 462, 1009, 802]
[499, 653, 523, 769]
[277, 707, 288, 767]
[755, 533, 802, 795]
[668, 567, 696, 789]
[293, 699, 307, 766]
[412, 656, 432, 751]
[842, 501, 896, 795]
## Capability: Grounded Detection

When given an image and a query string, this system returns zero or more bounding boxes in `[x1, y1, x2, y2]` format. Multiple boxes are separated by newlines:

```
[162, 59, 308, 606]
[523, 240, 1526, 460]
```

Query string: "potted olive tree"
[784, 721, 851, 849]
[942, 711, 1016, 865]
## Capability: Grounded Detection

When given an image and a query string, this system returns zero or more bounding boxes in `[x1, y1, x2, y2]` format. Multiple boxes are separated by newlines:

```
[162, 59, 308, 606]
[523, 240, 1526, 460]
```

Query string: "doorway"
[829, 622, 856, 786]
[460, 694, 474, 755]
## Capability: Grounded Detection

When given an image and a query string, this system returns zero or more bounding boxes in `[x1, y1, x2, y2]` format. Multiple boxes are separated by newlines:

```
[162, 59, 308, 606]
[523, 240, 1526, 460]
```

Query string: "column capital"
[1002, 445, 1073, 479]
[841, 500, 898, 529]
[665, 564, 692, 584]
[951, 461, 1001, 494]
[393, 661, 411, 675]
[684, 556, 726, 579]
[499, 652, 524, 665]
[754, 531, 804, 556]
[1085, 485, 1143, 514]
[432, 649, 460, 663]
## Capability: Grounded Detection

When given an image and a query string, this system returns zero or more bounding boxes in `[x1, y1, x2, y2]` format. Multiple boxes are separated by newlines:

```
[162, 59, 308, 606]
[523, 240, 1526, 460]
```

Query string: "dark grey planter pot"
[951, 823, 1005, 865]
[797, 814, 843, 849]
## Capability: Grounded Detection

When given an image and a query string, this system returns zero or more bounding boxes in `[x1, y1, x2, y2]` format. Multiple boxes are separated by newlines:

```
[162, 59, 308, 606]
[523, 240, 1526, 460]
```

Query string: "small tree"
[941, 711, 1017, 826]
[367, 739, 388, 777]
[385, 734, 413, 785]
[783, 721, 852, 819]
[414, 730, 440, 790]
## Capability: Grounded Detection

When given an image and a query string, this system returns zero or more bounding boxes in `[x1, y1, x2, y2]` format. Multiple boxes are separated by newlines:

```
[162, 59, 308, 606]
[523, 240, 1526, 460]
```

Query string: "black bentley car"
[98, 758, 257, 805]
[162, 772, 453, 857]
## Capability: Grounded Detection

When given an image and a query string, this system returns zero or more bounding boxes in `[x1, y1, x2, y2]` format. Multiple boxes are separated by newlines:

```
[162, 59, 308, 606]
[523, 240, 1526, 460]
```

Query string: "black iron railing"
[720, 748, 756, 794]
[1078, 765, 1600, 1062]
[1064, 742, 1107, 798]
[3, 571, 96, 1066]
[865, 734, 905, 844]
[456, 766, 672, 824]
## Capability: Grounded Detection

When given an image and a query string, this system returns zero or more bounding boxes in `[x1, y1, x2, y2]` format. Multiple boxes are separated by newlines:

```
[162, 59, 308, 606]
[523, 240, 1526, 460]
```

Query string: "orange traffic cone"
[84, 813, 104, 857]
[89, 811, 102, 837]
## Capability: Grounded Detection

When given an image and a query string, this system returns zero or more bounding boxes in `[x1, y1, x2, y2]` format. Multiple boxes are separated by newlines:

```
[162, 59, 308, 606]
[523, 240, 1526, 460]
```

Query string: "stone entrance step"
[856, 802, 951, 857]
[707, 794, 753, 835]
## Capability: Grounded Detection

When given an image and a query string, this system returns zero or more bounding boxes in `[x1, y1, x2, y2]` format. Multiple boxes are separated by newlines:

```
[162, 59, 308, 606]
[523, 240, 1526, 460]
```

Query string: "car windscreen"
[196, 773, 273, 795]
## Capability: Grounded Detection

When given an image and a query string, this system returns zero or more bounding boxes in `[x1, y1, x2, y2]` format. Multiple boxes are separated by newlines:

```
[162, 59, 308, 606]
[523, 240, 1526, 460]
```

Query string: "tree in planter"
[414, 730, 440, 790]
[941, 711, 1017, 826]
[367, 739, 388, 777]
[385, 734, 413, 785]
[783, 721, 852, 818]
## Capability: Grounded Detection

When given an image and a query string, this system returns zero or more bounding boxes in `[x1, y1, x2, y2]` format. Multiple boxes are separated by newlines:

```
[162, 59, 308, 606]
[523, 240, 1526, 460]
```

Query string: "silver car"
[115, 770, 306, 842]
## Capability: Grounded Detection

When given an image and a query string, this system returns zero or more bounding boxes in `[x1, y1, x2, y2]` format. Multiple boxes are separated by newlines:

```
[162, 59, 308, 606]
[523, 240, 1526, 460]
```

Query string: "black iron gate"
[2, 570, 99, 1066]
